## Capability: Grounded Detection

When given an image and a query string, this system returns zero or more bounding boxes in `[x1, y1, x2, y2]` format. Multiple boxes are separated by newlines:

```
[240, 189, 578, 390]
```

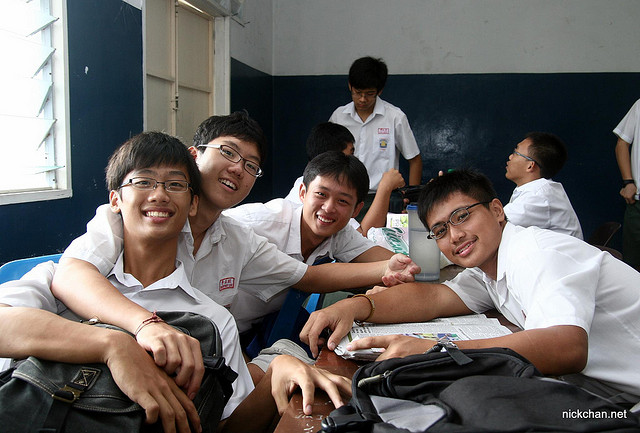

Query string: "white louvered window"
[0, 0, 70, 205]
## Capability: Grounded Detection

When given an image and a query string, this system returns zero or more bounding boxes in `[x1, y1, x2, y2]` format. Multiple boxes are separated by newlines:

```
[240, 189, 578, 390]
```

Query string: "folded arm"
[51, 258, 204, 398]
[0, 306, 199, 433]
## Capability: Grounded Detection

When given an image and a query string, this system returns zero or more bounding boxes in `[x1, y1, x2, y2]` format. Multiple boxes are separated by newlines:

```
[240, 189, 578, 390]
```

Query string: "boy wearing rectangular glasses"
[302, 169, 640, 411]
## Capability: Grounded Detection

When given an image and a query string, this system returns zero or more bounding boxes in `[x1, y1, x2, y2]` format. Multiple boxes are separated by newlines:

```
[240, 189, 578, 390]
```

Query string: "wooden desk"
[273, 349, 358, 433]
[273, 266, 520, 432]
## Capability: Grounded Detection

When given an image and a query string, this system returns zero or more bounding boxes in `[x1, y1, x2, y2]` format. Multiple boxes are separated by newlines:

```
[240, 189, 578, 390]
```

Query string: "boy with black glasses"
[504, 132, 583, 239]
[302, 169, 640, 412]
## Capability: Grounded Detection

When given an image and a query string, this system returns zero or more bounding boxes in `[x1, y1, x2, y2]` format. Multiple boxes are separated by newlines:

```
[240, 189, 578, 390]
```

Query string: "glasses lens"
[430, 223, 448, 240]
[450, 208, 470, 225]
[165, 180, 189, 192]
[245, 161, 262, 177]
[219, 145, 239, 162]
[131, 178, 155, 190]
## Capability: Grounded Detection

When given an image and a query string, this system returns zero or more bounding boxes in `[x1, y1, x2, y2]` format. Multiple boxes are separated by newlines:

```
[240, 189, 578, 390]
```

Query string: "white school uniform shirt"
[62, 205, 308, 308]
[503, 177, 583, 239]
[614, 98, 640, 200]
[223, 198, 374, 332]
[329, 97, 420, 191]
[0, 260, 254, 419]
[443, 223, 640, 398]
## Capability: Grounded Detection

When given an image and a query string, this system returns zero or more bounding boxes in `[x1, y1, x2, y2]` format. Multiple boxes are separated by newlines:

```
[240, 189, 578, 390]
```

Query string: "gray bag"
[0, 311, 237, 433]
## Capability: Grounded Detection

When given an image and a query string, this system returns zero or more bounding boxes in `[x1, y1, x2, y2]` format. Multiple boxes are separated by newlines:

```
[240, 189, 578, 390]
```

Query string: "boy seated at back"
[302, 169, 640, 412]
[0, 132, 351, 433]
[285, 121, 405, 234]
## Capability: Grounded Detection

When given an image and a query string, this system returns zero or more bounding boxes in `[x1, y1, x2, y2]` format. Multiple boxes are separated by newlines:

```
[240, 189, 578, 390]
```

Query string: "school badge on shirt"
[378, 127, 390, 149]
[219, 277, 236, 291]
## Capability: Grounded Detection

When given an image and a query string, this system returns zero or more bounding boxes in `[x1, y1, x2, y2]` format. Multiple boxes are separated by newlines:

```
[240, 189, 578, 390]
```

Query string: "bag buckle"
[52, 385, 83, 403]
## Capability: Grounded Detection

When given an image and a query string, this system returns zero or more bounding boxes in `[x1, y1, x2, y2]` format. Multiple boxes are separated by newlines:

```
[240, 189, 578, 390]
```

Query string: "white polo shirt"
[62, 205, 308, 308]
[614, 98, 640, 200]
[0, 260, 254, 420]
[444, 223, 640, 397]
[329, 97, 420, 191]
[504, 177, 583, 239]
[223, 199, 374, 332]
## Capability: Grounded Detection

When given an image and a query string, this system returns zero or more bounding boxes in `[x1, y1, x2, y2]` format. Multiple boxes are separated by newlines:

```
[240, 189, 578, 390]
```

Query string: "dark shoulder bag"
[321, 343, 640, 433]
[0, 311, 237, 433]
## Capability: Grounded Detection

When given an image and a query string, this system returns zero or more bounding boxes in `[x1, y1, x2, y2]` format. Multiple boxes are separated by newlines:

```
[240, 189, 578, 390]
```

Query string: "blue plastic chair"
[0, 253, 63, 284]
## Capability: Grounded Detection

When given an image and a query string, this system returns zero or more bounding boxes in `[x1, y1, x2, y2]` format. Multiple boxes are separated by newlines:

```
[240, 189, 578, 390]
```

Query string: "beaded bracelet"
[134, 311, 164, 337]
[352, 294, 375, 325]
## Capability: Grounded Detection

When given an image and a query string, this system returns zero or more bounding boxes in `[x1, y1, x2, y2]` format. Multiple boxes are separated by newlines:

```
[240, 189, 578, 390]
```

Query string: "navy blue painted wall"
[268, 72, 639, 250]
[0, 0, 143, 264]
[230, 58, 274, 202]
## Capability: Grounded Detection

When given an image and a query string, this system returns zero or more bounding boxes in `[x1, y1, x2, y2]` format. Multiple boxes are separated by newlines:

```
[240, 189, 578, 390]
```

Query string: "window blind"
[0, 0, 61, 192]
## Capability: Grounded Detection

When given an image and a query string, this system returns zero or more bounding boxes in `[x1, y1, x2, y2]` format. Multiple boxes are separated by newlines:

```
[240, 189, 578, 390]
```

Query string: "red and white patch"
[219, 277, 236, 291]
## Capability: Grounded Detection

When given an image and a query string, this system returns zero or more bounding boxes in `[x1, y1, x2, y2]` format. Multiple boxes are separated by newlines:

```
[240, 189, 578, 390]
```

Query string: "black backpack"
[321, 345, 640, 433]
[0, 311, 238, 433]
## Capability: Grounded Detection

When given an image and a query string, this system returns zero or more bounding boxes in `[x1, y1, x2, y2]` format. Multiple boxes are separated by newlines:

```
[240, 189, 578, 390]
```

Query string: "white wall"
[267, 0, 640, 76]
[230, 0, 274, 74]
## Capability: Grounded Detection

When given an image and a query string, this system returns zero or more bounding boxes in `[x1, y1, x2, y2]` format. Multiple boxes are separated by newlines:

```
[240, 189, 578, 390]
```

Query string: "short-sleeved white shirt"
[443, 223, 640, 397]
[223, 199, 374, 332]
[613, 98, 640, 200]
[329, 97, 420, 191]
[62, 205, 308, 308]
[0, 260, 254, 419]
[504, 178, 583, 239]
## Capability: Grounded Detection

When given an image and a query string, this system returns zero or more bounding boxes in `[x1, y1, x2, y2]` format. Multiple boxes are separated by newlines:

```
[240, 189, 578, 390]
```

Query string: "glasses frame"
[199, 144, 263, 178]
[427, 201, 492, 240]
[350, 89, 379, 99]
[118, 177, 191, 193]
[512, 149, 542, 168]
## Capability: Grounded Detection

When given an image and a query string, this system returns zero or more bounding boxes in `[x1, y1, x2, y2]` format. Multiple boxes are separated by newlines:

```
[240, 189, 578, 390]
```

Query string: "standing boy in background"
[329, 56, 422, 219]
[613, 98, 640, 270]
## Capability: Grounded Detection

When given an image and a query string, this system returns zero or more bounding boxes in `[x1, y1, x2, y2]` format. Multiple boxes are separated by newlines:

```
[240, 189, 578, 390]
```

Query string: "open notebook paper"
[334, 314, 512, 361]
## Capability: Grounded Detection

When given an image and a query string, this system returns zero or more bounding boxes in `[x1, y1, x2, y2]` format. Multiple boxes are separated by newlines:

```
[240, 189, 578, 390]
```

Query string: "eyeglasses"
[512, 149, 542, 168]
[350, 89, 378, 99]
[427, 201, 491, 240]
[199, 144, 263, 178]
[118, 177, 191, 193]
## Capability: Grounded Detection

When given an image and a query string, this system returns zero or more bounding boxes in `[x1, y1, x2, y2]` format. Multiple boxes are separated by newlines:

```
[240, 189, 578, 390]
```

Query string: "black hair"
[302, 151, 369, 204]
[106, 131, 201, 197]
[193, 110, 267, 164]
[348, 56, 388, 91]
[418, 169, 496, 228]
[306, 122, 355, 161]
[525, 132, 568, 179]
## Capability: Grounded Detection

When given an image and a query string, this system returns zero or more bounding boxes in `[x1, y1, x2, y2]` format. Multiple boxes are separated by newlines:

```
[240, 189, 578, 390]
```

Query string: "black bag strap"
[38, 366, 101, 433]
[424, 336, 473, 366]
